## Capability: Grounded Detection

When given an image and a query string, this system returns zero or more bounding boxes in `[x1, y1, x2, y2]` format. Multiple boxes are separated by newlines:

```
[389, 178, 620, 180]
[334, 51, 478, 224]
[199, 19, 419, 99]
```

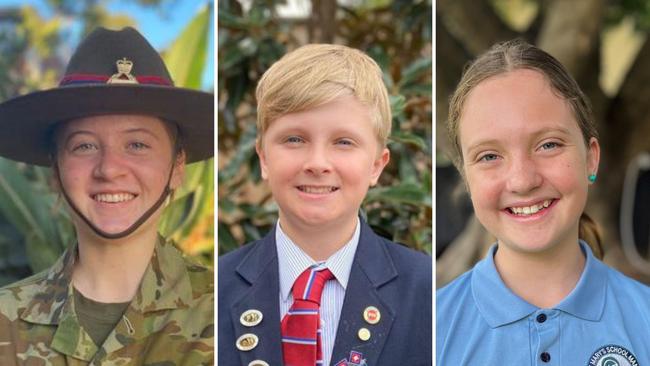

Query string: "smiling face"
[257, 95, 389, 234]
[459, 69, 599, 255]
[56, 115, 184, 237]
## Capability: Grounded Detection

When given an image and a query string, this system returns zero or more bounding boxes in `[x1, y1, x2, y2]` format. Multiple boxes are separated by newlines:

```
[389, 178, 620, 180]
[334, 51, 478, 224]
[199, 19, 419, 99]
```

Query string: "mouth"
[506, 199, 555, 216]
[296, 185, 339, 194]
[92, 193, 137, 203]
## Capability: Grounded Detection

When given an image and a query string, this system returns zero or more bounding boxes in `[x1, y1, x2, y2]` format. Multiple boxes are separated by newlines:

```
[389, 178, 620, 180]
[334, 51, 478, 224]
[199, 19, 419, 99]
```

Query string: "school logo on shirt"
[588, 344, 639, 366]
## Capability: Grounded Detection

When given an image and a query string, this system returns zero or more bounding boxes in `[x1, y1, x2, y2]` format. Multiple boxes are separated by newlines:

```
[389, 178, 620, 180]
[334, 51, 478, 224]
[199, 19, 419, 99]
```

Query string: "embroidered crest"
[588, 345, 639, 366]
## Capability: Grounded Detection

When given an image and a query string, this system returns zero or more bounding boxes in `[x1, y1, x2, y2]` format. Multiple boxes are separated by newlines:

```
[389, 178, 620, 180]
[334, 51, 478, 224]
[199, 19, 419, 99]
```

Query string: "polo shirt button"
[540, 352, 551, 362]
[536, 313, 547, 323]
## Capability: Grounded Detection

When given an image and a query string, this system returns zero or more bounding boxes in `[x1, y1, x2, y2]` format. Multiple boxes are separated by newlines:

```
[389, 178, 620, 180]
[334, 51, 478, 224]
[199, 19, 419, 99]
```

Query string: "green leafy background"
[218, 0, 432, 255]
[0, 2, 214, 286]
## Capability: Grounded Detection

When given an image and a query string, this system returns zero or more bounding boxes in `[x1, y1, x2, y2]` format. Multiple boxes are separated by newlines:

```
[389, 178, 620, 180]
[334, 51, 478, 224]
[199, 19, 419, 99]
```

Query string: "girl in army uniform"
[0, 27, 213, 365]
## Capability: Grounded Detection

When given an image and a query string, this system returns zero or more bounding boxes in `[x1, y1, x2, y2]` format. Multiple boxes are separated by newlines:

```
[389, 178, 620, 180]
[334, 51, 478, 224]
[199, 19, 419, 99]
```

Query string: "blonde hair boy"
[256, 44, 392, 147]
[219, 43, 431, 366]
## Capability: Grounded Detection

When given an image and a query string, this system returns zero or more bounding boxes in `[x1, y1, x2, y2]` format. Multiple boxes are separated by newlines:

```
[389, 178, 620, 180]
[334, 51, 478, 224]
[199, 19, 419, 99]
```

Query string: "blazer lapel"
[330, 222, 398, 366]
[230, 229, 283, 366]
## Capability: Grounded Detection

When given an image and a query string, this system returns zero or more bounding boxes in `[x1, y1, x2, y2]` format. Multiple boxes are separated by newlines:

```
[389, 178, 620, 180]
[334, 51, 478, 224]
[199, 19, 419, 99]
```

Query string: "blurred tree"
[437, 0, 650, 286]
[0, 1, 214, 286]
[218, 0, 432, 255]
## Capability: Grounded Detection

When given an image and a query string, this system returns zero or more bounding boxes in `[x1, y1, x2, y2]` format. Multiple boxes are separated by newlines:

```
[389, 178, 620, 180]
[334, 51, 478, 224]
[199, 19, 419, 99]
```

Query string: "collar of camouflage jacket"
[17, 238, 194, 360]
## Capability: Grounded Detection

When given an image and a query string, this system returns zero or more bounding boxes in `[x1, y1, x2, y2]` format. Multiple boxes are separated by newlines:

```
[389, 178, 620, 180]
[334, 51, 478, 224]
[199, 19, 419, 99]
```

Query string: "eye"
[284, 136, 304, 144]
[335, 138, 354, 146]
[539, 141, 561, 151]
[128, 141, 150, 150]
[72, 142, 97, 152]
[478, 153, 499, 162]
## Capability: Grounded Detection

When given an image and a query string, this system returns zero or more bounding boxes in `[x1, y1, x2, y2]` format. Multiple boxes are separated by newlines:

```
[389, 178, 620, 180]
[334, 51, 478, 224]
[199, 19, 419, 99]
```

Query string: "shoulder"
[603, 262, 650, 302]
[376, 235, 431, 280]
[0, 269, 49, 321]
[218, 238, 264, 273]
[183, 257, 214, 299]
[436, 269, 476, 329]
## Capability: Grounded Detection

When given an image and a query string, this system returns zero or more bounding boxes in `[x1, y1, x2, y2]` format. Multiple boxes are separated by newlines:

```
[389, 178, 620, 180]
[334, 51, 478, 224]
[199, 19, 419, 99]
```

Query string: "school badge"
[588, 345, 639, 366]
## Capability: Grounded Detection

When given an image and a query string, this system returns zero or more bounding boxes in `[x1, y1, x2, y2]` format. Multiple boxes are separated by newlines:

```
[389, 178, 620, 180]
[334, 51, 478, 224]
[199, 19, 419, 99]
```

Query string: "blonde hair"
[256, 44, 391, 146]
[447, 39, 603, 257]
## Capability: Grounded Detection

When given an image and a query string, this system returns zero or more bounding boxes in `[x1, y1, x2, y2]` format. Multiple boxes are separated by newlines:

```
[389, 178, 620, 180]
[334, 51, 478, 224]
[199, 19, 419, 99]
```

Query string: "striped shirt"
[276, 218, 360, 366]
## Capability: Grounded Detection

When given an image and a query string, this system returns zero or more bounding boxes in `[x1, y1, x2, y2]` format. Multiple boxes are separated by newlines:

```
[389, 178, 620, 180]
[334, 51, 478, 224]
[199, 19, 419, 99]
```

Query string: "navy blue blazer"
[218, 220, 432, 366]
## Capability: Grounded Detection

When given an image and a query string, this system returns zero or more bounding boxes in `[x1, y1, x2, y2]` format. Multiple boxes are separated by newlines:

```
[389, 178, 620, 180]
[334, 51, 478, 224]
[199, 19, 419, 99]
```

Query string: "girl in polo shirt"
[437, 39, 650, 365]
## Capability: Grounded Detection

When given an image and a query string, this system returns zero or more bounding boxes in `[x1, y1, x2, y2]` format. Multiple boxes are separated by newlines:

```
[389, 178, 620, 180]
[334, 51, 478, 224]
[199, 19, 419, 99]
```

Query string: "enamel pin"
[358, 327, 371, 341]
[363, 306, 380, 325]
[108, 58, 138, 84]
[248, 360, 269, 366]
[236, 333, 259, 351]
[335, 350, 367, 365]
[240, 309, 263, 327]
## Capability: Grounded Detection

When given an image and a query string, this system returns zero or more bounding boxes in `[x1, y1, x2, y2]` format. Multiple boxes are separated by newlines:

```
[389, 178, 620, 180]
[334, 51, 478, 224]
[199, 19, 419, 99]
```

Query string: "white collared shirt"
[276, 218, 360, 366]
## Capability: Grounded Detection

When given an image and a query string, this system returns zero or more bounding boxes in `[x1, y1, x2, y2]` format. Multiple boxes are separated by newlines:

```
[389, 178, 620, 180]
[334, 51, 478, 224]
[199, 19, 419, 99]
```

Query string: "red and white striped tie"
[281, 266, 334, 366]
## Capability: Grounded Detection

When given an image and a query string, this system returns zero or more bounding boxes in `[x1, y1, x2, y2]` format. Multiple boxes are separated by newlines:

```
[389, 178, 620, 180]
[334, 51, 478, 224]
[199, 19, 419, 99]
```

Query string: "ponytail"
[579, 212, 603, 259]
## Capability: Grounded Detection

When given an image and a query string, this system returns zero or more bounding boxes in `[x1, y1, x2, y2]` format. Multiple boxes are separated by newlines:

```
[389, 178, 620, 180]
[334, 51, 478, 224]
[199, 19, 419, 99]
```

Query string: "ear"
[256, 139, 269, 180]
[170, 150, 186, 190]
[369, 148, 390, 186]
[586, 137, 600, 179]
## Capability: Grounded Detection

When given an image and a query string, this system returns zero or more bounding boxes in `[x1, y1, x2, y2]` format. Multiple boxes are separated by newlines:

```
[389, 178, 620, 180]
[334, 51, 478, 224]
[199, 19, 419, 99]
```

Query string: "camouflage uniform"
[0, 238, 214, 365]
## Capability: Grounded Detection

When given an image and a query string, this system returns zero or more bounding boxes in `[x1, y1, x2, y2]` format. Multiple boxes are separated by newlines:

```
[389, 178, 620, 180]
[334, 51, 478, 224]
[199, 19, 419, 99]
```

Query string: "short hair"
[256, 44, 391, 146]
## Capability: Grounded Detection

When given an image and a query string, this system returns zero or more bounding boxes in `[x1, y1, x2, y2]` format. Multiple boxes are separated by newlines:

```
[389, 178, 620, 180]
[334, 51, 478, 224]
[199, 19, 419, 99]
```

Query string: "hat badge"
[108, 57, 138, 84]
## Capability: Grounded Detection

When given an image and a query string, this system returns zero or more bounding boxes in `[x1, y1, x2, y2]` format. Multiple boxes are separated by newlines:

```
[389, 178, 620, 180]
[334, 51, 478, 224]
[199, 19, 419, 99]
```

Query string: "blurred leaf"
[164, 4, 210, 89]
[365, 182, 431, 206]
[398, 57, 432, 89]
[390, 131, 428, 150]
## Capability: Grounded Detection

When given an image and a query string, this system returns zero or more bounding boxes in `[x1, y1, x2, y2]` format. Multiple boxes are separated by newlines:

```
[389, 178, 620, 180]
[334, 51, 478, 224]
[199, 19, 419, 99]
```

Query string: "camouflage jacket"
[0, 239, 214, 365]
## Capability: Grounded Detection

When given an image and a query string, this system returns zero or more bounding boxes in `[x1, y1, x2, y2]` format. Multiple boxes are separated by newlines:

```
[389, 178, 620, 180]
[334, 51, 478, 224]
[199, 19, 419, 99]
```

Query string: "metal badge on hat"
[108, 58, 138, 84]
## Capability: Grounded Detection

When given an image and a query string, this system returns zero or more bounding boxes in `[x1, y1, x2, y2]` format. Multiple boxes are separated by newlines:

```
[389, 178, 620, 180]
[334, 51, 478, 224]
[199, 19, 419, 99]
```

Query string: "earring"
[588, 173, 597, 183]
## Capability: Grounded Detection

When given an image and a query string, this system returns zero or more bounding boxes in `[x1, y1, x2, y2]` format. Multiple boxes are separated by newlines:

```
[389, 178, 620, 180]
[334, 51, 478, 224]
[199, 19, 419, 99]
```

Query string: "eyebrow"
[464, 125, 573, 157]
[64, 128, 162, 143]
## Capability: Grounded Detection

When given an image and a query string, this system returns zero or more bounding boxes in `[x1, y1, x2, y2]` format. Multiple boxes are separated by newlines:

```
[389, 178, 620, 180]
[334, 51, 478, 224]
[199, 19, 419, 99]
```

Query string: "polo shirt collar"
[472, 240, 607, 328]
[276, 218, 360, 302]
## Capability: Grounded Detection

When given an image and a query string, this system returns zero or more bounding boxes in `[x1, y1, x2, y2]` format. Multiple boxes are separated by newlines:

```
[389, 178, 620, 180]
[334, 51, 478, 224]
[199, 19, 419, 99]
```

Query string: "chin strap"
[54, 160, 175, 240]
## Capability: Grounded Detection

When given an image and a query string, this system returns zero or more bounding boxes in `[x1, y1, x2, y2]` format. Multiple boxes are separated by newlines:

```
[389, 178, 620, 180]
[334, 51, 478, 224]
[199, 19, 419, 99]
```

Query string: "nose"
[93, 146, 127, 179]
[505, 154, 542, 194]
[303, 145, 332, 175]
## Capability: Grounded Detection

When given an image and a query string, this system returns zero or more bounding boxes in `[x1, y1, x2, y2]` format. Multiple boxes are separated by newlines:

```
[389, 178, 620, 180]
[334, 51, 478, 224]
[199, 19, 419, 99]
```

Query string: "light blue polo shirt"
[437, 241, 650, 365]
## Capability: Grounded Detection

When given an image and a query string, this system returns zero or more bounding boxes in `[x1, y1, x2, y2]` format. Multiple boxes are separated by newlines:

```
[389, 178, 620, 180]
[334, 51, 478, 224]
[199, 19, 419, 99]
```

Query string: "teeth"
[94, 193, 135, 203]
[299, 186, 337, 194]
[509, 200, 551, 216]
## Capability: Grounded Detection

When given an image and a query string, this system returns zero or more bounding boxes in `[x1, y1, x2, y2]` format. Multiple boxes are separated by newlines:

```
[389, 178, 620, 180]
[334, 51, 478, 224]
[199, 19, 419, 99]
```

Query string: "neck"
[72, 225, 158, 303]
[494, 240, 585, 308]
[279, 213, 358, 261]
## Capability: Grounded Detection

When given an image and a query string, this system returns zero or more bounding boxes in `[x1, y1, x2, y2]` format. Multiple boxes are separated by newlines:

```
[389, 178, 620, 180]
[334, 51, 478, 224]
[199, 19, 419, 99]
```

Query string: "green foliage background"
[218, 0, 432, 255]
[0, 1, 214, 286]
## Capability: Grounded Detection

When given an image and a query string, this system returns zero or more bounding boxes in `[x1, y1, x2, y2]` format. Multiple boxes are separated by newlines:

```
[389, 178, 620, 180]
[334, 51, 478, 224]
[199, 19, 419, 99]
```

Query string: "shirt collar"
[472, 240, 607, 328]
[20, 236, 194, 325]
[276, 217, 360, 301]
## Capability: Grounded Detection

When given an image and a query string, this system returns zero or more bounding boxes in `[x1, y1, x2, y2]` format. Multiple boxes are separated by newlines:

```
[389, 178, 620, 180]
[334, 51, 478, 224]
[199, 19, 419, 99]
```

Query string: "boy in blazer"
[218, 44, 432, 366]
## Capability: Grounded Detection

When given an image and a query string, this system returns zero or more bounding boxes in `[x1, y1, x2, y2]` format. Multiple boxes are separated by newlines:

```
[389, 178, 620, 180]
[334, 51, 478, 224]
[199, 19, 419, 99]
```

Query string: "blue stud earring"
[588, 174, 597, 183]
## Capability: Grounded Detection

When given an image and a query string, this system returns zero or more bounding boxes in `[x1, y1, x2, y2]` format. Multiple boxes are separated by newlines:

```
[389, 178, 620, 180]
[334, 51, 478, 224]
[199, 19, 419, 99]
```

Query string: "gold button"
[363, 306, 381, 325]
[236, 333, 259, 351]
[248, 360, 270, 366]
[240, 309, 263, 327]
[358, 327, 371, 341]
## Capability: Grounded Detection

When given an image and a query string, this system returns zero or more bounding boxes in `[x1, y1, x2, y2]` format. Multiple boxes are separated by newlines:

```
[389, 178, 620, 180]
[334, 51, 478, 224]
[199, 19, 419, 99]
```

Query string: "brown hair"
[447, 39, 602, 257]
[255, 44, 391, 147]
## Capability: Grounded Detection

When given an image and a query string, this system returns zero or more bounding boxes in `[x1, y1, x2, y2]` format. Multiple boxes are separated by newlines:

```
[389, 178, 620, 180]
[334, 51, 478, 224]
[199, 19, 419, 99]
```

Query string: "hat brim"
[0, 84, 214, 166]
